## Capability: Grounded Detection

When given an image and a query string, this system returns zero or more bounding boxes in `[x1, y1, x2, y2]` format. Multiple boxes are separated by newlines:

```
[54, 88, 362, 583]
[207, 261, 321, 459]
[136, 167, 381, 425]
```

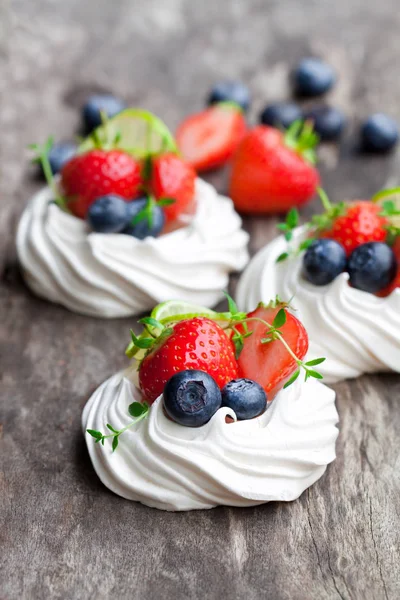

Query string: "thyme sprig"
[87, 401, 149, 451]
[29, 137, 68, 210]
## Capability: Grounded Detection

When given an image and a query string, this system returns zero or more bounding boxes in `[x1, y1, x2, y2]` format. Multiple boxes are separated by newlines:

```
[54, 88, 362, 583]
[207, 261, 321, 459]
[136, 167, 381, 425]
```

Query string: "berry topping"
[360, 114, 399, 153]
[221, 378, 267, 420]
[87, 194, 130, 233]
[259, 102, 302, 130]
[82, 94, 126, 132]
[123, 197, 166, 239]
[176, 103, 247, 172]
[207, 80, 251, 112]
[138, 317, 238, 404]
[235, 301, 310, 398]
[347, 242, 397, 293]
[303, 106, 345, 141]
[46, 141, 77, 175]
[163, 370, 222, 427]
[302, 238, 347, 286]
[321, 200, 388, 256]
[229, 122, 320, 213]
[293, 58, 336, 97]
[149, 153, 196, 223]
[61, 149, 143, 219]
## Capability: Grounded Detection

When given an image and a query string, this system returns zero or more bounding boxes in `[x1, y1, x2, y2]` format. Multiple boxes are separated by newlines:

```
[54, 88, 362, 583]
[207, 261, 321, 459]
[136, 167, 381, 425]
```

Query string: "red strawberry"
[236, 303, 309, 399]
[229, 124, 320, 213]
[176, 103, 247, 172]
[320, 201, 388, 256]
[150, 153, 196, 223]
[61, 149, 143, 219]
[377, 237, 400, 297]
[139, 317, 238, 404]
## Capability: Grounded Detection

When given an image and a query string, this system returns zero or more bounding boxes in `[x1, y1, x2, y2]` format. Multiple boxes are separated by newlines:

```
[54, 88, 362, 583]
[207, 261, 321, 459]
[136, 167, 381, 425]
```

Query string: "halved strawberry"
[139, 317, 238, 404]
[150, 153, 196, 223]
[236, 303, 309, 399]
[176, 103, 247, 172]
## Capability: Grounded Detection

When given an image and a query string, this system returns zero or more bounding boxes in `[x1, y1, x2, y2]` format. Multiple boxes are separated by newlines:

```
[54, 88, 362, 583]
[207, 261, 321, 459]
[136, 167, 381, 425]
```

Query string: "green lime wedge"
[78, 108, 178, 158]
[372, 187, 400, 228]
[125, 300, 232, 360]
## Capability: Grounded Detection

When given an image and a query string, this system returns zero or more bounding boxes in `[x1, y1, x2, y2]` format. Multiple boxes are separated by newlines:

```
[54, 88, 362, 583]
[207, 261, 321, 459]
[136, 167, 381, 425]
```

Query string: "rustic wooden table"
[1, 1, 400, 598]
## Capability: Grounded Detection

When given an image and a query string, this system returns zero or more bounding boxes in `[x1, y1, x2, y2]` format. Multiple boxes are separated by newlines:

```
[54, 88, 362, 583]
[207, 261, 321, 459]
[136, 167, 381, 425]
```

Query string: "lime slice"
[126, 300, 231, 360]
[372, 187, 400, 226]
[78, 108, 178, 158]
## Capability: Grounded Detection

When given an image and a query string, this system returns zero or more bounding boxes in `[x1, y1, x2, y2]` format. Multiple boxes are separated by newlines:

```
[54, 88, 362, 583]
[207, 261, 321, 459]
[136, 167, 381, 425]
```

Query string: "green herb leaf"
[307, 369, 324, 379]
[224, 292, 239, 316]
[298, 238, 315, 252]
[87, 429, 102, 439]
[157, 197, 176, 207]
[305, 357, 326, 367]
[112, 436, 119, 452]
[276, 252, 289, 263]
[283, 370, 300, 388]
[130, 329, 154, 349]
[107, 424, 120, 434]
[273, 308, 287, 329]
[129, 402, 148, 418]
[138, 317, 163, 330]
[286, 207, 299, 229]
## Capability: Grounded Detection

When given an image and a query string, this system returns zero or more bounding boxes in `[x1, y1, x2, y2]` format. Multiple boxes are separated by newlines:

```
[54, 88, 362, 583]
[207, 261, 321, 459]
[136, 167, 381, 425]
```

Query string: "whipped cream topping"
[237, 227, 400, 383]
[17, 179, 249, 317]
[82, 368, 338, 511]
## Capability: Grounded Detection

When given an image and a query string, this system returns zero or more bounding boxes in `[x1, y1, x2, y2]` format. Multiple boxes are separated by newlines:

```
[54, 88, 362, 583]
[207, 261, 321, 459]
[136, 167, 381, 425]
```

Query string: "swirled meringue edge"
[82, 369, 338, 511]
[236, 227, 400, 383]
[17, 179, 249, 318]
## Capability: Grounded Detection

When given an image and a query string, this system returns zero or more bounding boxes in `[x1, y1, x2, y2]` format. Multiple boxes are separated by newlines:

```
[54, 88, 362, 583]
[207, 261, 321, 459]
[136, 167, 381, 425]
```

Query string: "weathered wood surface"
[1, 1, 400, 598]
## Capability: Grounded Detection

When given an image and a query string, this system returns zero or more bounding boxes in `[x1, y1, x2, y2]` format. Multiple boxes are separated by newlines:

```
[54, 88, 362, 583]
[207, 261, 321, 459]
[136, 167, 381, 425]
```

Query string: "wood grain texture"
[1, 1, 400, 598]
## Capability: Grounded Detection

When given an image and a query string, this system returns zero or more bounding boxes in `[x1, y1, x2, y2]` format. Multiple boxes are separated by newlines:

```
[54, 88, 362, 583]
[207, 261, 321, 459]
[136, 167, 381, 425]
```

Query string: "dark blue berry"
[293, 58, 335, 97]
[360, 114, 399, 152]
[303, 239, 347, 286]
[207, 81, 251, 112]
[259, 102, 302, 129]
[347, 242, 396, 293]
[221, 379, 267, 420]
[303, 106, 345, 141]
[123, 198, 165, 240]
[87, 195, 130, 233]
[164, 370, 222, 427]
[82, 94, 126, 132]
[46, 141, 77, 174]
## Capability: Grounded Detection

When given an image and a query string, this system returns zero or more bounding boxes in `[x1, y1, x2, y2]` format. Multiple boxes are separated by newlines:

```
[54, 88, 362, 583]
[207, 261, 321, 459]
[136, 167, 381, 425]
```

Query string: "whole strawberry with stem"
[61, 149, 143, 219]
[229, 121, 320, 213]
[136, 317, 238, 404]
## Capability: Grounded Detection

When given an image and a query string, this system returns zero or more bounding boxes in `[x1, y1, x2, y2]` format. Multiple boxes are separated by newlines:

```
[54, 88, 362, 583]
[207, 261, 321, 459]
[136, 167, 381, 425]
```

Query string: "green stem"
[40, 150, 64, 207]
[317, 187, 332, 211]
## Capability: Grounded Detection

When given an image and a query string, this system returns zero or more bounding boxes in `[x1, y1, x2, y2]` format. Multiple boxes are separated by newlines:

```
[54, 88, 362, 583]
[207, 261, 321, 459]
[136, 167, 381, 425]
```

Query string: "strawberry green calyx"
[283, 119, 320, 165]
[29, 137, 68, 211]
[372, 187, 400, 244]
[214, 100, 244, 113]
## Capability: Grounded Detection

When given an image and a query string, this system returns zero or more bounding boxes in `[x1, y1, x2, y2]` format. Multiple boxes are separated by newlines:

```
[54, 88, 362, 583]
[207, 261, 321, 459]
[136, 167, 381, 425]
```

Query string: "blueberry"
[87, 195, 130, 233]
[303, 106, 345, 141]
[360, 113, 399, 152]
[207, 80, 251, 112]
[163, 370, 222, 427]
[293, 58, 335, 97]
[259, 102, 302, 129]
[122, 197, 165, 240]
[46, 141, 77, 175]
[82, 94, 126, 132]
[221, 379, 267, 420]
[347, 242, 396, 293]
[302, 239, 347, 286]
